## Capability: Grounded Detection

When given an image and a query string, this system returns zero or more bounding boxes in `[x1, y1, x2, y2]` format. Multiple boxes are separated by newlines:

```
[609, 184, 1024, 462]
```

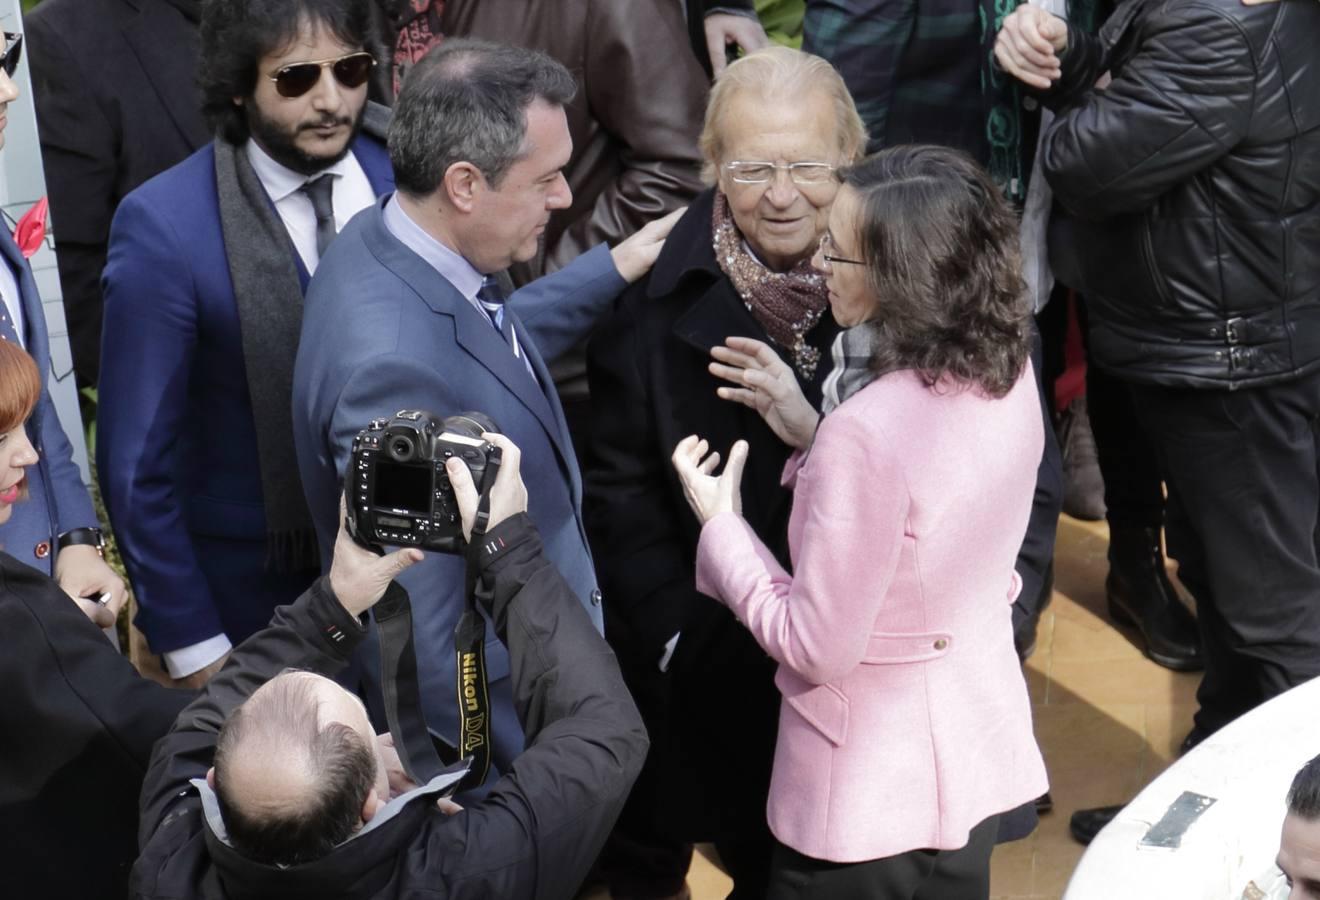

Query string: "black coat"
[1043, 0, 1320, 390]
[0, 551, 191, 900]
[584, 187, 838, 840]
[131, 514, 648, 900]
[26, 0, 208, 387]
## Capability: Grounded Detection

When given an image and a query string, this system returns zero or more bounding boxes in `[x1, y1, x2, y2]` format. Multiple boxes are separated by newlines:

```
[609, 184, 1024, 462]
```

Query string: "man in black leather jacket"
[131, 435, 648, 899]
[996, 0, 1320, 744]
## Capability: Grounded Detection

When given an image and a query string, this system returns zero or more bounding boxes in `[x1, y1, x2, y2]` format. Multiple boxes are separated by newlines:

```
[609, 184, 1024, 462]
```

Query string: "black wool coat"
[0, 551, 191, 900]
[585, 187, 838, 840]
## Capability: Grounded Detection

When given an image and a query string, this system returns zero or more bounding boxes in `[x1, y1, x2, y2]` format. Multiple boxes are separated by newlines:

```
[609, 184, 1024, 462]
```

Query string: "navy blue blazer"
[293, 198, 623, 770]
[0, 227, 96, 572]
[98, 136, 395, 655]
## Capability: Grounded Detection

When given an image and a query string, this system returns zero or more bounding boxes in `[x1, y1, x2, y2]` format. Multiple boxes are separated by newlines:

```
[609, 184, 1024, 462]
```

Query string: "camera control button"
[590, 589, 602, 607]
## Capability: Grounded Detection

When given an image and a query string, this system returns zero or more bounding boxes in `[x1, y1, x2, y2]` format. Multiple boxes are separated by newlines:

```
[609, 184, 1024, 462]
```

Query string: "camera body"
[346, 410, 500, 554]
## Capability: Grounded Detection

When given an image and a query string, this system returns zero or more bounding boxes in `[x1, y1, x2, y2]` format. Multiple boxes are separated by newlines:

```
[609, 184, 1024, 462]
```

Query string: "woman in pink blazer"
[672, 145, 1048, 898]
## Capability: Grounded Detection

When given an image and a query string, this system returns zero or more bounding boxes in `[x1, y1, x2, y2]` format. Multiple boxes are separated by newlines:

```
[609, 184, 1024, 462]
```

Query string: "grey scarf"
[212, 102, 391, 571]
[820, 323, 882, 416]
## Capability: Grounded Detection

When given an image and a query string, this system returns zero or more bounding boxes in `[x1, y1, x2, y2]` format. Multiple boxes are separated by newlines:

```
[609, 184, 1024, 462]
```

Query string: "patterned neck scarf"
[381, 0, 446, 96]
[712, 191, 829, 379]
[820, 323, 881, 415]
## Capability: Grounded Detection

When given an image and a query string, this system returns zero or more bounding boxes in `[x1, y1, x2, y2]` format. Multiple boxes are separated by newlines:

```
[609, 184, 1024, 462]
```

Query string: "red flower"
[13, 196, 48, 259]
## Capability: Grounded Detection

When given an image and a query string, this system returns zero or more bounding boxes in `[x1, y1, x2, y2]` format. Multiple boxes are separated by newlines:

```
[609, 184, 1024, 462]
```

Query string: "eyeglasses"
[723, 160, 836, 186]
[268, 51, 375, 99]
[1, 33, 22, 78]
[818, 232, 864, 267]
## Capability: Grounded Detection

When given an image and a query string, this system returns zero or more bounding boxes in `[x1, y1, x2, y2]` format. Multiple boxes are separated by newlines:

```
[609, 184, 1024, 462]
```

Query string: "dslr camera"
[346, 410, 501, 554]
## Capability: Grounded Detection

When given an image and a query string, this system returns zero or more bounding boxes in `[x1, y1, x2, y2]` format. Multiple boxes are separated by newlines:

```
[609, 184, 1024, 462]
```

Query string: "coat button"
[590, 589, 602, 606]
[34, 541, 50, 559]
[933, 638, 948, 650]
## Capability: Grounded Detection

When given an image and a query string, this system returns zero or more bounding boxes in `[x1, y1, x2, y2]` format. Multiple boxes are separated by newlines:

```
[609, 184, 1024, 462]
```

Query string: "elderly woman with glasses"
[672, 145, 1049, 898]
[584, 46, 865, 898]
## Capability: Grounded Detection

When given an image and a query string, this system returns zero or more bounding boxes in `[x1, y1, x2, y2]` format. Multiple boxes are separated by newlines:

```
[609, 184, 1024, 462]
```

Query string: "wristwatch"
[57, 527, 105, 556]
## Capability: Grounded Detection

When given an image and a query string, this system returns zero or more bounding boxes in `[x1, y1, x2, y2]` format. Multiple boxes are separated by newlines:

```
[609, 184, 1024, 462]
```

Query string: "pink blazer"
[696, 367, 1048, 863]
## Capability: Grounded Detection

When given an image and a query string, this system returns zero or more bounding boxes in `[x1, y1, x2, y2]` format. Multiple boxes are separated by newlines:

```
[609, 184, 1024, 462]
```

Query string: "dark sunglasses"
[268, 51, 375, 99]
[2, 33, 22, 78]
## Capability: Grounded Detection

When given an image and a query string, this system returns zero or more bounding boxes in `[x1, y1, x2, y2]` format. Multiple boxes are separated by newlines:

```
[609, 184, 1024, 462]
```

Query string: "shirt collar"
[381, 193, 484, 302]
[245, 139, 359, 204]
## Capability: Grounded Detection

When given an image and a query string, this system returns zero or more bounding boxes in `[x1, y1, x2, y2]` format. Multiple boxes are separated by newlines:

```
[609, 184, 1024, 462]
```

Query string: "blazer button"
[590, 589, 602, 606]
[34, 541, 50, 559]
[933, 638, 948, 651]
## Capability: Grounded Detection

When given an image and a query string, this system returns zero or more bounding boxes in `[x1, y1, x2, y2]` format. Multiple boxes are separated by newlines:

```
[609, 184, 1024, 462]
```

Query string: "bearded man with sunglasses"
[97, 0, 397, 690]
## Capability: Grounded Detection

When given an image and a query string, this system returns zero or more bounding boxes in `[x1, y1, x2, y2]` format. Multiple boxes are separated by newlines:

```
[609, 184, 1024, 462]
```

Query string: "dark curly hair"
[840, 145, 1030, 398]
[198, 0, 378, 145]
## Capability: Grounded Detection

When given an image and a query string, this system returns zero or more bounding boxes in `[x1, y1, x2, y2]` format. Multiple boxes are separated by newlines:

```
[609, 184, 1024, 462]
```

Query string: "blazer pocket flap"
[777, 672, 849, 747]
[862, 631, 953, 664]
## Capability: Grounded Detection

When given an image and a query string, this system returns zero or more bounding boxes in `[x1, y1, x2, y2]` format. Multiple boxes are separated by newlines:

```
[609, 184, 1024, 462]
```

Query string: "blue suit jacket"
[0, 228, 96, 572]
[98, 136, 394, 654]
[293, 198, 622, 769]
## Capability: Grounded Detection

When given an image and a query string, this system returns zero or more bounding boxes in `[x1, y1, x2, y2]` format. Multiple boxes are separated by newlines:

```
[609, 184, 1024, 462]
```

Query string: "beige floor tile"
[1048, 654, 1199, 708]
[989, 832, 1035, 895]
[1049, 604, 1145, 664]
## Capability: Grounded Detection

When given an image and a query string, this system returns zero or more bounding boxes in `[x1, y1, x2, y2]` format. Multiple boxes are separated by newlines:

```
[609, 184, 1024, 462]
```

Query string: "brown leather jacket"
[441, 0, 708, 285]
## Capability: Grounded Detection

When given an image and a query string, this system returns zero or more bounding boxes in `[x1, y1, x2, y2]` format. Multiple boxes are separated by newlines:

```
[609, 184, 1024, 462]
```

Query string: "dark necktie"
[476, 277, 517, 355]
[300, 174, 337, 260]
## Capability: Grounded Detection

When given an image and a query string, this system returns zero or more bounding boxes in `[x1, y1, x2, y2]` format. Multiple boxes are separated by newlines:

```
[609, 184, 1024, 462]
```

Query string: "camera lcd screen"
[374, 461, 433, 514]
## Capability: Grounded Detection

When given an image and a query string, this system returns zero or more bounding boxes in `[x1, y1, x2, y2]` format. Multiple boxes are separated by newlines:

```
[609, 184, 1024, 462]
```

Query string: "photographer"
[132, 434, 648, 899]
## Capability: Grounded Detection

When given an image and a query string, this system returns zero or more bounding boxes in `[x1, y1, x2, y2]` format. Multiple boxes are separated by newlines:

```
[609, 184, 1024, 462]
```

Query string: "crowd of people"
[0, 0, 1318, 897]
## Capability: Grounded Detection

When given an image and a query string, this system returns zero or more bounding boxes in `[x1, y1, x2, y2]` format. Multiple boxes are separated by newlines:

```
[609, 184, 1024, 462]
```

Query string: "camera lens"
[389, 436, 415, 461]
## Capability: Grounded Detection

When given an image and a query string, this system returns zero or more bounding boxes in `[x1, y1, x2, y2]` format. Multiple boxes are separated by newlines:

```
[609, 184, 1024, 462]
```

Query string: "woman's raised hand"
[671, 435, 747, 526]
[710, 337, 820, 450]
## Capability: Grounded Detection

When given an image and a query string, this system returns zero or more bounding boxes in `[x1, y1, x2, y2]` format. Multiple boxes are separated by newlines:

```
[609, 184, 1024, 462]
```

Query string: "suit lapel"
[120, 3, 210, 151]
[507, 313, 581, 506]
[671, 276, 768, 356]
[361, 206, 572, 474]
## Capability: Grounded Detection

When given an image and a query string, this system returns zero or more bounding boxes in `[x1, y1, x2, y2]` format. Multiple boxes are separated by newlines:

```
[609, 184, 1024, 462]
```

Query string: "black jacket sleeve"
[1041, 0, 1258, 220]
[409, 513, 649, 900]
[136, 577, 369, 851]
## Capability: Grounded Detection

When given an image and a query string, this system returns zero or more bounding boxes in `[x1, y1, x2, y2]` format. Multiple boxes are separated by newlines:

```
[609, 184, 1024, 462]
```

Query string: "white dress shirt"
[162, 140, 377, 680]
[245, 138, 376, 275]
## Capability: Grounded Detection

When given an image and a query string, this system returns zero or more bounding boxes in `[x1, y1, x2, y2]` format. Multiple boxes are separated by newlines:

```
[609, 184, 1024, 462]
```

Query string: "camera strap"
[454, 449, 502, 793]
[374, 581, 450, 784]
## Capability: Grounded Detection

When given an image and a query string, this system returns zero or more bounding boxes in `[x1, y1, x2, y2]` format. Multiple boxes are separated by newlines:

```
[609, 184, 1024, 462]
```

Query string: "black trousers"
[766, 815, 1000, 900]
[1076, 299, 1165, 529]
[1039, 292, 1165, 530]
[1129, 370, 1320, 734]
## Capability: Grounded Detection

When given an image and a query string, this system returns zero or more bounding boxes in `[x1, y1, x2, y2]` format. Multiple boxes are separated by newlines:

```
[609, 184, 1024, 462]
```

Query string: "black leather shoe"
[1035, 791, 1054, 815]
[1069, 805, 1122, 845]
[1106, 526, 1202, 671]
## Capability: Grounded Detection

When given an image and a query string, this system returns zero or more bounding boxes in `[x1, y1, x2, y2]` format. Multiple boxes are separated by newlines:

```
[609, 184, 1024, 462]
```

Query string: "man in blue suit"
[99, 0, 395, 688]
[0, 31, 125, 620]
[294, 40, 677, 780]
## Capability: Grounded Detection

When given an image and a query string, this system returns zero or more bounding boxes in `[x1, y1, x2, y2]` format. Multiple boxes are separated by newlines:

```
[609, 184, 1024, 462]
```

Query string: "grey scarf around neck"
[212, 102, 391, 571]
[820, 323, 882, 416]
